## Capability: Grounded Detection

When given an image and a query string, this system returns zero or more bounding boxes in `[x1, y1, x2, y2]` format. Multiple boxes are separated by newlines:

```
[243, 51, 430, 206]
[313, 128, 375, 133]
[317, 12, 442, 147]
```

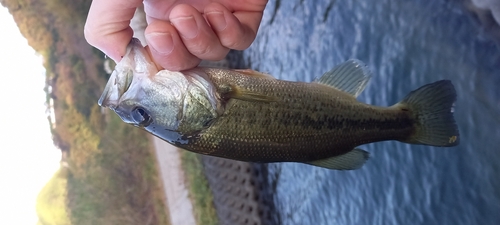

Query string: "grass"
[36, 168, 70, 225]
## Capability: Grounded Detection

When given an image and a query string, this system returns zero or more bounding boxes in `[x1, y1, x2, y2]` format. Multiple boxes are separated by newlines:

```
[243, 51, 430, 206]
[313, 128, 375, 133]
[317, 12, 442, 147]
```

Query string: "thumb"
[84, 0, 142, 62]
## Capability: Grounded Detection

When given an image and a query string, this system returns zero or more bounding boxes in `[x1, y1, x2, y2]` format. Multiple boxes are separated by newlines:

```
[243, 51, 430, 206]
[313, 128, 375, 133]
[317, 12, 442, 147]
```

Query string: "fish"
[98, 38, 460, 170]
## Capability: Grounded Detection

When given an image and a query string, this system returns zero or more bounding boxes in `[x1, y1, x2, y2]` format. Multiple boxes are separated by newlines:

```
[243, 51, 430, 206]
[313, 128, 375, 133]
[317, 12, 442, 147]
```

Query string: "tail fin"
[398, 80, 459, 147]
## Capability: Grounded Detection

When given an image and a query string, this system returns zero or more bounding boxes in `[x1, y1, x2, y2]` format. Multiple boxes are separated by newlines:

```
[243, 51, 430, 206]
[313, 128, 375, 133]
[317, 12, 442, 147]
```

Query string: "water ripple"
[243, 0, 500, 224]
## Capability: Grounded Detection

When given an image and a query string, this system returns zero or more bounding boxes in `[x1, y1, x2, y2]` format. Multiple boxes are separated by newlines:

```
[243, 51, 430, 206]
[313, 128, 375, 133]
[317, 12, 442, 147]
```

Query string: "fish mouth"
[98, 71, 117, 108]
[98, 38, 154, 109]
[98, 90, 108, 107]
[98, 67, 127, 109]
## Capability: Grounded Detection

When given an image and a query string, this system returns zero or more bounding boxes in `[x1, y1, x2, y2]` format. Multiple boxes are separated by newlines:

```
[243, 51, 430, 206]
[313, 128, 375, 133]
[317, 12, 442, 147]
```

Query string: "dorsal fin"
[220, 84, 277, 102]
[315, 59, 371, 97]
[234, 69, 275, 79]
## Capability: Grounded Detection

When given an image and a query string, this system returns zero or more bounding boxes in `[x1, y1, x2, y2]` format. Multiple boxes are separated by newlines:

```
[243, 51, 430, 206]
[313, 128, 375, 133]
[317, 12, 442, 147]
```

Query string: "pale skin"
[84, 0, 269, 71]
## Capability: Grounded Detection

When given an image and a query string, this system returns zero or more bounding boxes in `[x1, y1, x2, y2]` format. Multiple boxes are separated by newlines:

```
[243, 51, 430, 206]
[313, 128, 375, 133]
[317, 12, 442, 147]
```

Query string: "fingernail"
[206, 11, 226, 31]
[171, 16, 198, 39]
[146, 32, 174, 55]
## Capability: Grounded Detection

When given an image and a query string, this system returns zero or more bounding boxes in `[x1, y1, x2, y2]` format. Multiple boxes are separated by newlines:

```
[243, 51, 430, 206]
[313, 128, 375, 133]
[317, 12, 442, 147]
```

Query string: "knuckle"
[221, 37, 242, 50]
[192, 42, 213, 56]
[187, 41, 227, 60]
[220, 27, 255, 50]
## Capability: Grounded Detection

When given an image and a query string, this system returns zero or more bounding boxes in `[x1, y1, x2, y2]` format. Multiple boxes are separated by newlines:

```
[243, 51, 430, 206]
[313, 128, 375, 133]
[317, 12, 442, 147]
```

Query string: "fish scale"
[177, 68, 415, 162]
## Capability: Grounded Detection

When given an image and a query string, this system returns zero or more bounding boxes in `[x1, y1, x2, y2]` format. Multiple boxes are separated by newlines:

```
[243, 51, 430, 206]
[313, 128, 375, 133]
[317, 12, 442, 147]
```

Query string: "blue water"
[240, 0, 500, 224]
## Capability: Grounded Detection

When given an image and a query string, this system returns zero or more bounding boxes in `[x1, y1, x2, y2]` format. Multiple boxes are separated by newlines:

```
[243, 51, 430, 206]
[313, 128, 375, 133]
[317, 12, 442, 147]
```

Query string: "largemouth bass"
[99, 38, 459, 170]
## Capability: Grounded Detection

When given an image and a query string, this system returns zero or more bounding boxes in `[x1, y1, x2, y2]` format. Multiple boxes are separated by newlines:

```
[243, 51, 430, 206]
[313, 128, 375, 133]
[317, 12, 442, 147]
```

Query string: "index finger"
[84, 0, 143, 61]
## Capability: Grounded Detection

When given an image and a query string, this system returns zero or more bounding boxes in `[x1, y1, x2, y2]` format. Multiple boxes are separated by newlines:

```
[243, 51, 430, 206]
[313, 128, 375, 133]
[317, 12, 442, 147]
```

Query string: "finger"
[168, 4, 230, 61]
[84, 0, 142, 61]
[145, 20, 201, 71]
[205, 2, 264, 50]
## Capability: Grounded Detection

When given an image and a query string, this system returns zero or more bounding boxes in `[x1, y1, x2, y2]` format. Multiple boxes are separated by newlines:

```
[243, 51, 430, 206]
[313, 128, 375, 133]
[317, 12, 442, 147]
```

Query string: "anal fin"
[305, 148, 369, 170]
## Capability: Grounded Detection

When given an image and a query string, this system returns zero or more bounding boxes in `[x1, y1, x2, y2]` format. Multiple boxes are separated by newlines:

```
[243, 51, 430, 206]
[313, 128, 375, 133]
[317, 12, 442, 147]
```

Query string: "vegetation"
[0, 0, 170, 224]
[64, 113, 170, 225]
[36, 168, 70, 225]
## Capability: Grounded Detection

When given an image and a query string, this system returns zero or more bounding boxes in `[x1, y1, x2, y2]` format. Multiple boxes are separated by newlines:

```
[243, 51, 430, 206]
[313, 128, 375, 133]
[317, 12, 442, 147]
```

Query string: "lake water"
[237, 0, 500, 224]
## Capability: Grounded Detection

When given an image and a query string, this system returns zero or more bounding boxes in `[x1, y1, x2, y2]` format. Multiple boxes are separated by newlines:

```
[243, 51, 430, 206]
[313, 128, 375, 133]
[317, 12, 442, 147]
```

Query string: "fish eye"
[131, 107, 152, 127]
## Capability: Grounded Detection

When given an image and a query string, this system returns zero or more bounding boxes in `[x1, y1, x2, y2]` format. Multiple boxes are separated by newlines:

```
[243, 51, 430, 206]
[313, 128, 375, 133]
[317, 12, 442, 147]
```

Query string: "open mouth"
[98, 71, 119, 108]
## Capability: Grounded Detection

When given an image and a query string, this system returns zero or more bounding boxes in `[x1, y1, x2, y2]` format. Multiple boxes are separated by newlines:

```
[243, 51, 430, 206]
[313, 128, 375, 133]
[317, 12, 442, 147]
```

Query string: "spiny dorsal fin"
[315, 59, 371, 97]
[234, 69, 275, 79]
[305, 148, 369, 170]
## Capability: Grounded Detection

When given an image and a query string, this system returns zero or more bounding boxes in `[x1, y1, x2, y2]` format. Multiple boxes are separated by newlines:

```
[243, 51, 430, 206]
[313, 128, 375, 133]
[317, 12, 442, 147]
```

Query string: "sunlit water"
[238, 0, 500, 224]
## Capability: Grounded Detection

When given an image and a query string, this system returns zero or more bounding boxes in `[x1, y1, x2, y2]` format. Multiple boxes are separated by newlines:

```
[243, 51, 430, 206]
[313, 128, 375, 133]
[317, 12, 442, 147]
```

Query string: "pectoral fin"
[305, 148, 369, 170]
[220, 84, 276, 102]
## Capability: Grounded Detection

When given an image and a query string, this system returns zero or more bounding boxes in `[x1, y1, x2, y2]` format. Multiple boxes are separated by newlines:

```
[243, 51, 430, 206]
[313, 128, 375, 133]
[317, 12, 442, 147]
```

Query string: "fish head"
[98, 38, 219, 145]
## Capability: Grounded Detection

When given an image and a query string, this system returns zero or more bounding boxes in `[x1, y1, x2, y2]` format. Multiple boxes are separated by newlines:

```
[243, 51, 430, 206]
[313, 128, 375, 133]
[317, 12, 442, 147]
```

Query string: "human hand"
[84, 0, 268, 71]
